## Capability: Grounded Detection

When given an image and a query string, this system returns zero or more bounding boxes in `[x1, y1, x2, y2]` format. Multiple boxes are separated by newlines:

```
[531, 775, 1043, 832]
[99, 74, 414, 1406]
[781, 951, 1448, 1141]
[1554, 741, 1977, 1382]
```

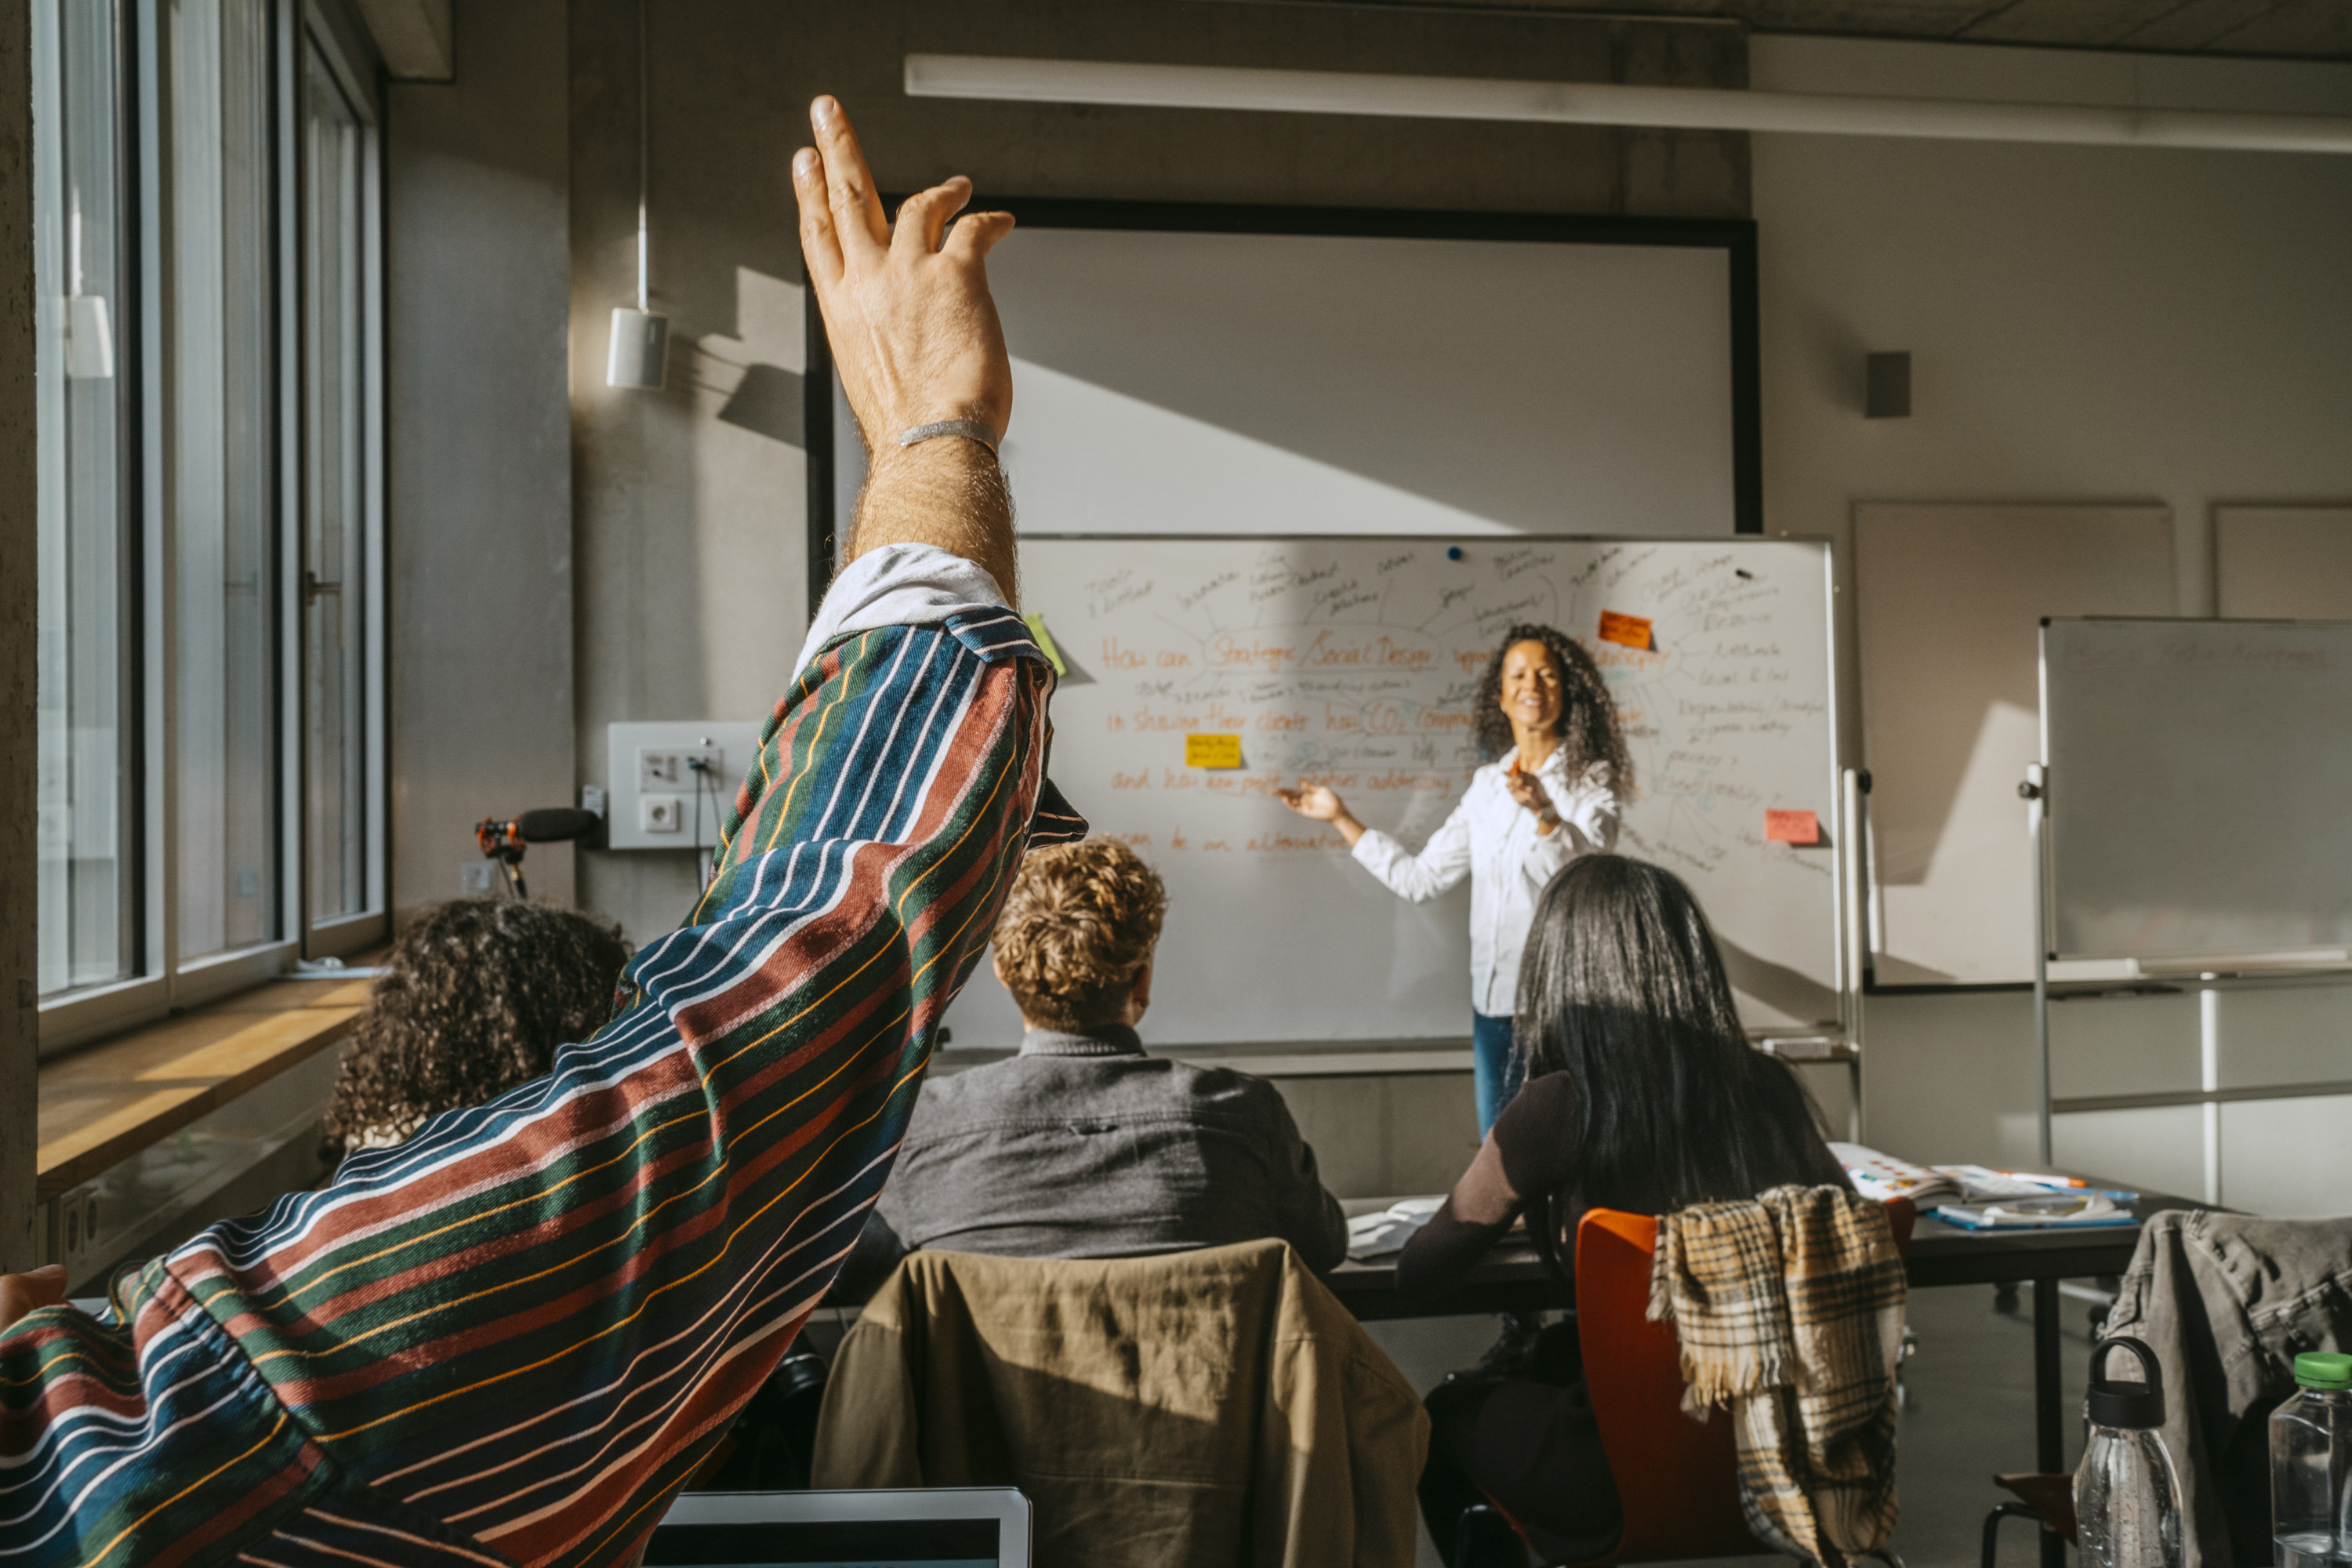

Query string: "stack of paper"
[1345, 1196, 1446, 1261]
[1933, 1189, 2140, 1230]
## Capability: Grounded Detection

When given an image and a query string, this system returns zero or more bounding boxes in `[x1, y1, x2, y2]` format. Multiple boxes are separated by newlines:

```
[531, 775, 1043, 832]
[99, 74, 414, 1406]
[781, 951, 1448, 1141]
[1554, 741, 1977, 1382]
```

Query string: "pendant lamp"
[607, 0, 666, 389]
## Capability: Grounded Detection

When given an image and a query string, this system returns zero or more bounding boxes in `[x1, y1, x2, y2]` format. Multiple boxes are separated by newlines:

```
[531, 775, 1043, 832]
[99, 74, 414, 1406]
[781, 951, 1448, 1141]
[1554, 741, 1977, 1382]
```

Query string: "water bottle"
[2271, 1350, 2352, 1566]
[2075, 1335, 2183, 1568]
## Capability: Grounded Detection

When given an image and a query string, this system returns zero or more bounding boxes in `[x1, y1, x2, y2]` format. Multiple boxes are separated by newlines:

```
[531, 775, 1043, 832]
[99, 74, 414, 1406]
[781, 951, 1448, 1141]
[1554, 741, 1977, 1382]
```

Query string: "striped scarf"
[1650, 1184, 1906, 1567]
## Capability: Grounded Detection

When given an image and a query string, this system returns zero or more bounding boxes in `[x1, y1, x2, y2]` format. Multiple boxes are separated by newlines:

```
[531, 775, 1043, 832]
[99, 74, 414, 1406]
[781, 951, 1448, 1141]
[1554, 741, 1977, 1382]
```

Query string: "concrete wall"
[1750, 36, 2352, 1200]
[562, 0, 1751, 942]
[2, 0, 36, 1272]
[385, 0, 576, 919]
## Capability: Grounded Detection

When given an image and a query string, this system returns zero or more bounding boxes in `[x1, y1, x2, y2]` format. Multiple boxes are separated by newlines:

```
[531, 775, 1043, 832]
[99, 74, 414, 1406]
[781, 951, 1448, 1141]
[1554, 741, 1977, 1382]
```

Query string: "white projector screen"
[818, 203, 1759, 572]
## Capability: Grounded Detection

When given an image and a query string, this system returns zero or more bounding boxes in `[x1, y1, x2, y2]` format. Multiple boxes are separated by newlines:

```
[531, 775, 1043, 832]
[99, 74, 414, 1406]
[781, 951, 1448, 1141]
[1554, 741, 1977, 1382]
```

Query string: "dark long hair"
[1512, 855, 1834, 1267]
[323, 899, 630, 1151]
[1470, 622, 1632, 788]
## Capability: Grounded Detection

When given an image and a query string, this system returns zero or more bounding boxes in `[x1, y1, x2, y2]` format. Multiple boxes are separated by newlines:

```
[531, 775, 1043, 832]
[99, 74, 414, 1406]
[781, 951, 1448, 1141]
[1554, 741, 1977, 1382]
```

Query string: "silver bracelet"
[897, 419, 999, 455]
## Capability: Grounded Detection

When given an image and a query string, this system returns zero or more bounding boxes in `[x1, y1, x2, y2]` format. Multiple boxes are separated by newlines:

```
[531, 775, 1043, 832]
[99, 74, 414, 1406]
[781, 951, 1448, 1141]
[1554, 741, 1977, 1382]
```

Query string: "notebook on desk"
[648, 1490, 1030, 1567]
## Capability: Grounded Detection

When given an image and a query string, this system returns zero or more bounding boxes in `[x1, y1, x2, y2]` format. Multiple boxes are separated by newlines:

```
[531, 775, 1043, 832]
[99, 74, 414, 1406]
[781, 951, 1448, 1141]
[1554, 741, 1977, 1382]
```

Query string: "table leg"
[2034, 1276, 2066, 1568]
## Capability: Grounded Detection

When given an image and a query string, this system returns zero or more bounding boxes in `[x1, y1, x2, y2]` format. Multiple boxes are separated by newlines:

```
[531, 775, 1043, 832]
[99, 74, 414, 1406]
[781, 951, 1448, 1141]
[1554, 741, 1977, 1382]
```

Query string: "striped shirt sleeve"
[1, 606, 1079, 1568]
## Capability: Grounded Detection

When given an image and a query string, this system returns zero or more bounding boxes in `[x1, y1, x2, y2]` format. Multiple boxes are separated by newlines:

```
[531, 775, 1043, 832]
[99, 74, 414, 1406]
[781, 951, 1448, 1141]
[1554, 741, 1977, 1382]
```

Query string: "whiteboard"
[2043, 619, 2352, 961]
[947, 536, 1845, 1051]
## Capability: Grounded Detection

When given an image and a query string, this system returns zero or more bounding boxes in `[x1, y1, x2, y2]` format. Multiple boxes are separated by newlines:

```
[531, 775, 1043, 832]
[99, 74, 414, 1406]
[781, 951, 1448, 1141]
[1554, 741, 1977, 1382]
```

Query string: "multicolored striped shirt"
[2, 557, 1083, 1568]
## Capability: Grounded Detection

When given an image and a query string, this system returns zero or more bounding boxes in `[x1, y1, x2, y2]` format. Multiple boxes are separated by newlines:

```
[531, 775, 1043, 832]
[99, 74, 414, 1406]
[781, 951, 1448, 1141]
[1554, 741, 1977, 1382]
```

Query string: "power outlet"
[639, 746, 720, 791]
[606, 721, 760, 851]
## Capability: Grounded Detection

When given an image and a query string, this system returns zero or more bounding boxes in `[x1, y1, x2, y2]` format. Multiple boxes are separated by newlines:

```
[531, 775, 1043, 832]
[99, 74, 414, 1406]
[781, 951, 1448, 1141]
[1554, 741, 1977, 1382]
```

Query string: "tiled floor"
[1367, 1279, 2103, 1568]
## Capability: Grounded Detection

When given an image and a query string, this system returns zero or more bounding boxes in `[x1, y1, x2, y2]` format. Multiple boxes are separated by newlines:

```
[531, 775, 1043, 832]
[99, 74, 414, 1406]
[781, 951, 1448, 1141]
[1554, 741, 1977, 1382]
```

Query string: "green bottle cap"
[2295, 1352, 2352, 1390]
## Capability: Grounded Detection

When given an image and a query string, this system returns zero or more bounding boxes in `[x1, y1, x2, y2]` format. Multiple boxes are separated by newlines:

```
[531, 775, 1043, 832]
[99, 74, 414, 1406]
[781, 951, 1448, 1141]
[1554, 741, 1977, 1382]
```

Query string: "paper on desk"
[1346, 1196, 1445, 1261]
[1933, 1190, 2140, 1229]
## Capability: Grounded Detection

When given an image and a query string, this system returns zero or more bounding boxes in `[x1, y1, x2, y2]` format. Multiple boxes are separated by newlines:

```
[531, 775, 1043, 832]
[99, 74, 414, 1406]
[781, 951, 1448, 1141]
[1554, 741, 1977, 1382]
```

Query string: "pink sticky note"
[1765, 809, 1820, 845]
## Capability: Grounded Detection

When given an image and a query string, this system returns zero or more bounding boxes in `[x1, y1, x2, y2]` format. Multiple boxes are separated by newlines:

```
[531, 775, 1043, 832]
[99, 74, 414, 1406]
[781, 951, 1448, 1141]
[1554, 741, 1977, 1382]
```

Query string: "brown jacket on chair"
[811, 1240, 1429, 1568]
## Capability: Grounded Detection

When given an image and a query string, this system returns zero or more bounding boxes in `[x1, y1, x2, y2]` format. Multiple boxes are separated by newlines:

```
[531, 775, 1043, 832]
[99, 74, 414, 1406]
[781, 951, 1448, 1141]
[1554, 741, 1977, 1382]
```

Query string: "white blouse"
[1350, 747, 1618, 1017]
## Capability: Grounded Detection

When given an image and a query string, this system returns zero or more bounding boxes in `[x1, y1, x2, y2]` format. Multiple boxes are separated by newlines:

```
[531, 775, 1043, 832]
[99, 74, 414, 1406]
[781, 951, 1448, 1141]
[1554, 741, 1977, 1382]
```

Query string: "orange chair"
[1455, 1197, 1915, 1567]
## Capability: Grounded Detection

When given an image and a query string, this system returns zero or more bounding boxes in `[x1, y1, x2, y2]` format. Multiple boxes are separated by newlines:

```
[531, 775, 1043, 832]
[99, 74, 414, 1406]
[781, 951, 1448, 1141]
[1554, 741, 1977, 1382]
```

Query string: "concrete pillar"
[0, 0, 38, 1274]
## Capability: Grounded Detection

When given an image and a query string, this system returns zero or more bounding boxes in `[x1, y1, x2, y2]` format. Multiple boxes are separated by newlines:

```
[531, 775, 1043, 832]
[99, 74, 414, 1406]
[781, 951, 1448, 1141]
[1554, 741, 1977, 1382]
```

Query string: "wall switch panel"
[604, 720, 763, 851]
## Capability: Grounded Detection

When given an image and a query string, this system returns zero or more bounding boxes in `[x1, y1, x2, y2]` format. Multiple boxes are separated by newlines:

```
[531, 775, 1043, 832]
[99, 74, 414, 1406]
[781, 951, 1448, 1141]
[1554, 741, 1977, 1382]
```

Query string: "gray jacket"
[869, 1025, 1349, 1276]
[2102, 1210, 2352, 1566]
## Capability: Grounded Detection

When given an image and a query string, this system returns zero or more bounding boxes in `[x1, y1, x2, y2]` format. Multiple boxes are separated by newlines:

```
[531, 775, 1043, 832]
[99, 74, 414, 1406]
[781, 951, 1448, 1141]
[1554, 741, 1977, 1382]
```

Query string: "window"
[33, 0, 134, 999]
[299, 40, 378, 938]
[34, 0, 385, 1051]
[169, 0, 279, 964]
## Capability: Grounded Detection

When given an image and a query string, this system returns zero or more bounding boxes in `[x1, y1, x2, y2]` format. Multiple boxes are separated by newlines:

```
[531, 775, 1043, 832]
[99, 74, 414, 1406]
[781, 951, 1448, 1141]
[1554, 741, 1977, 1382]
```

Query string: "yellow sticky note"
[1185, 733, 1243, 769]
[1022, 612, 1067, 677]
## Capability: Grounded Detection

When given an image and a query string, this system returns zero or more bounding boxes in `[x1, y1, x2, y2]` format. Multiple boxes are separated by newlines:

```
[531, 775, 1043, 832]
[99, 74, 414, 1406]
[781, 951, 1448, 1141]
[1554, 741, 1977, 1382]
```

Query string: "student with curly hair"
[1278, 623, 1628, 1136]
[322, 899, 632, 1154]
[862, 837, 1348, 1274]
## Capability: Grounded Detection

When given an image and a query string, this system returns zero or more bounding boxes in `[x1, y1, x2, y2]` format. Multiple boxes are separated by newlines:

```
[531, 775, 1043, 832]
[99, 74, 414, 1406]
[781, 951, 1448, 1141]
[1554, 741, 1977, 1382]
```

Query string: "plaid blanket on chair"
[1649, 1185, 1907, 1567]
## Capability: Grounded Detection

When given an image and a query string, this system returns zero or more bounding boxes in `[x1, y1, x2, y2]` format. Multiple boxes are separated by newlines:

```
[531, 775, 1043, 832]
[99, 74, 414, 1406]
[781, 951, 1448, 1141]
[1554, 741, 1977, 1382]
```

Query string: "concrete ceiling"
[1285, 0, 2352, 60]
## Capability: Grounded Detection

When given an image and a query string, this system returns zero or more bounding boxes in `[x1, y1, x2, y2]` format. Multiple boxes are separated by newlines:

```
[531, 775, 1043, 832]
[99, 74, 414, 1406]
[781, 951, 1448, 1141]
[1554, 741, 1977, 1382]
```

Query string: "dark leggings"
[1418, 1370, 1622, 1565]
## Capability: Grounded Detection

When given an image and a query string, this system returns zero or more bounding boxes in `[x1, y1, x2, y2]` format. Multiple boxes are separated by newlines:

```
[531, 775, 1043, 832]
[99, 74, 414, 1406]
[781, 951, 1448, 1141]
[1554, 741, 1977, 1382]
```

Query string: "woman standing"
[1275, 622, 1628, 1134]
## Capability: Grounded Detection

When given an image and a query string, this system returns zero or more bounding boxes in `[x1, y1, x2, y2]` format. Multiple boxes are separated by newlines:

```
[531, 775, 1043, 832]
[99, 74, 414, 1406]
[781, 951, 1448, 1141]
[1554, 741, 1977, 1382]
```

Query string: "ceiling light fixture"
[902, 53, 2352, 156]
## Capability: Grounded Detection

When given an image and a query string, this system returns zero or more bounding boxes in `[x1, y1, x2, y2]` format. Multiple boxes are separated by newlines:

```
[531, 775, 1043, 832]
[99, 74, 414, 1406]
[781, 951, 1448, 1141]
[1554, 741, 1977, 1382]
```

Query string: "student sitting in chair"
[862, 837, 1350, 1275]
[1399, 854, 1853, 1565]
[321, 898, 630, 1155]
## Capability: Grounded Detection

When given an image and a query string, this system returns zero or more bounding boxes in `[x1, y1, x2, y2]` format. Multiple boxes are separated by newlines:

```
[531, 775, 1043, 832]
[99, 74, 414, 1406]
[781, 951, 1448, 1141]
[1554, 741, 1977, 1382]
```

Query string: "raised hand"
[793, 96, 1020, 600]
[793, 96, 1014, 448]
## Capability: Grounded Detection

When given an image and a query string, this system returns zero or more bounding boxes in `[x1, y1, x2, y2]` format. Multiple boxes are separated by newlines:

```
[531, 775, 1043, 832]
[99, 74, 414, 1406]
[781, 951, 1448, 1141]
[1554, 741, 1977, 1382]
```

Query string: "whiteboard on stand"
[2042, 617, 2352, 963]
[948, 535, 1846, 1051]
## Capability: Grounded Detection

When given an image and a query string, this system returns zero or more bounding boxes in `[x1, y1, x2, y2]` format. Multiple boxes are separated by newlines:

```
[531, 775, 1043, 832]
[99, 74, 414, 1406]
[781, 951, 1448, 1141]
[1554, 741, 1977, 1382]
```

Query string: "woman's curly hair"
[323, 899, 630, 1152]
[1471, 622, 1633, 788]
[992, 838, 1167, 1033]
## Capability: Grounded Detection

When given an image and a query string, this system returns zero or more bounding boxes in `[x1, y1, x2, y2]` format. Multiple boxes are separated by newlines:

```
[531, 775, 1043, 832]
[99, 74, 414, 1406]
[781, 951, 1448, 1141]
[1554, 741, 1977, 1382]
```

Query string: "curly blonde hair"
[323, 899, 630, 1152]
[993, 838, 1167, 1031]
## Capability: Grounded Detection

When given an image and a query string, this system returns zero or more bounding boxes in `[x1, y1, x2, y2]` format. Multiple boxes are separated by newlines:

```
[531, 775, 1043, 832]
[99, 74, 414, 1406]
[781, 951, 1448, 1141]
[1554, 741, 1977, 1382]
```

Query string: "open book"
[1828, 1143, 2140, 1228]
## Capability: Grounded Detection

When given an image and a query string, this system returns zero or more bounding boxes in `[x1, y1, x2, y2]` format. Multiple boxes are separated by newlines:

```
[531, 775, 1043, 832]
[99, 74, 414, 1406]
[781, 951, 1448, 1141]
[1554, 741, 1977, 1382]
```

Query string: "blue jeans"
[1472, 1011, 1523, 1140]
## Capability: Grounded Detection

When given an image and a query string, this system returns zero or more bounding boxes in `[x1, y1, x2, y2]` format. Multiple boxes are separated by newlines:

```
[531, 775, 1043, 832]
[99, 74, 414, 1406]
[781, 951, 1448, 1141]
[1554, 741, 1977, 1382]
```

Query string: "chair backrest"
[814, 1240, 1429, 1568]
[1570, 1196, 1915, 1566]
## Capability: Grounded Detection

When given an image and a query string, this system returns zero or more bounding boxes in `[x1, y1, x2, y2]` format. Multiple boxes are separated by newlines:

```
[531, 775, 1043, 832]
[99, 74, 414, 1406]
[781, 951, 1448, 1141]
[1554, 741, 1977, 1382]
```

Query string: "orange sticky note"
[1598, 611, 1653, 650]
[1766, 809, 1820, 845]
[1185, 733, 1243, 769]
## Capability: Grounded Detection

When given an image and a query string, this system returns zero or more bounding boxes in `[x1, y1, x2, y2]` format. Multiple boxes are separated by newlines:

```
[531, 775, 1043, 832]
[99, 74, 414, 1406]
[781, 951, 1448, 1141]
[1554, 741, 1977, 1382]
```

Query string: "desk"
[1332, 1188, 2198, 1568]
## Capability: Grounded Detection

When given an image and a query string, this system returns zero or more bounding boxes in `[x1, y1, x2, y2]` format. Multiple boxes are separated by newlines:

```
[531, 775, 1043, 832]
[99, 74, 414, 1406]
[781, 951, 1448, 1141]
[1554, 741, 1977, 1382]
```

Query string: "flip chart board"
[2043, 618, 2352, 962]
[949, 535, 1845, 1051]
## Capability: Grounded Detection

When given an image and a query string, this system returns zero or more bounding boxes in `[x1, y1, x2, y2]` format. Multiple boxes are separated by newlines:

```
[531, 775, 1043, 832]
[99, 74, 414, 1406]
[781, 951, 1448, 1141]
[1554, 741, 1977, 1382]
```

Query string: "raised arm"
[2, 98, 1071, 1568]
[795, 97, 1019, 604]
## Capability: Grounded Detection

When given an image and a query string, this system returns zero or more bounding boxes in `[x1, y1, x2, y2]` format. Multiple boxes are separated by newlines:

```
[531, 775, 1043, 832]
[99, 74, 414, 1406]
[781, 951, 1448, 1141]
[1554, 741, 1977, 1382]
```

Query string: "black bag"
[1471, 1309, 1584, 1387]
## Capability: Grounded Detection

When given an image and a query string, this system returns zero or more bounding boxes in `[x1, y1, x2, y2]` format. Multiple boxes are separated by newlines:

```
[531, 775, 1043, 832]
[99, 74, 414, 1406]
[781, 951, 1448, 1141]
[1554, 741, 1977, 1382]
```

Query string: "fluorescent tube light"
[904, 53, 2352, 156]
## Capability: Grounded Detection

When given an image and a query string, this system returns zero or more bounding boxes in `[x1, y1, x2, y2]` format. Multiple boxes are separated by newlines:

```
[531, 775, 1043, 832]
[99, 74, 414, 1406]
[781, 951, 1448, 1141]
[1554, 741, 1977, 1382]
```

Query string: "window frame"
[293, 6, 385, 963]
[35, 0, 386, 1058]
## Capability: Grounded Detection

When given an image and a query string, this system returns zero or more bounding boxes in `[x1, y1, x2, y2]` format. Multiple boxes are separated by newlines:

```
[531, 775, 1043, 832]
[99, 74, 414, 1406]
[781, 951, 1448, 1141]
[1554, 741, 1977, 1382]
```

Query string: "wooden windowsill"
[35, 977, 371, 1202]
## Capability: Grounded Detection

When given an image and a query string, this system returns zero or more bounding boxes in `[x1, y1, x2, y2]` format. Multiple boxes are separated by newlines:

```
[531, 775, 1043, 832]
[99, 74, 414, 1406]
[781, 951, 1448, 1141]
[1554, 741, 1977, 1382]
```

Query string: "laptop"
[647, 1490, 1030, 1568]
